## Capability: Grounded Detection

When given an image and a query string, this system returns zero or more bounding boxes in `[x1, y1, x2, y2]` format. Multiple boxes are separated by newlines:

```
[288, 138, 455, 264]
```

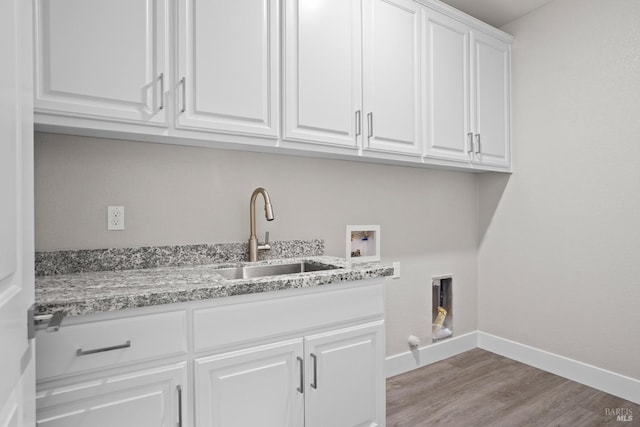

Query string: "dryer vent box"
[432, 275, 453, 342]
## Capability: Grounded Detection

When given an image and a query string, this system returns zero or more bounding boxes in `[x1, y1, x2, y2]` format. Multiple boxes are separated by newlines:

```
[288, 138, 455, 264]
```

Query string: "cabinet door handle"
[158, 73, 164, 111]
[310, 353, 318, 389]
[177, 385, 183, 427]
[76, 340, 131, 356]
[355, 110, 361, 137]
[180, 77, 186, 113]
[367, 113, 373, 138]
[475, 134, 481, 154]
[467, 132, 474, 154]
[297, 356, 304, 394]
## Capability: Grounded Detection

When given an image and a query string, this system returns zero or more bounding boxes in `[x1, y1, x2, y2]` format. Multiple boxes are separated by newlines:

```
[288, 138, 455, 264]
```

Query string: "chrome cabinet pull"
[475, 133, 481, 154]
[310, 353, 318, 389]
[467, 132, 474, 154]
[177, 385, 183, 427]
[158, 73, 164, 110]
[367, 113, 373, 138]
[297, 356, 304, 394]
[76, 340, 131, 356]
[180, 77, 186, 113]
[355, 110, 361, 137]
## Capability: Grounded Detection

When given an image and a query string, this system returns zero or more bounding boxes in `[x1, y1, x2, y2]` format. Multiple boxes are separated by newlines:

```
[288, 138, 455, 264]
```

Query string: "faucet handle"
[258, 231, 271, 251]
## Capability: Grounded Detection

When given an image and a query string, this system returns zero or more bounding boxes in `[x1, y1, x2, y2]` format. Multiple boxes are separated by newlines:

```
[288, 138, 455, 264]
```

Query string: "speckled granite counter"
[35, 244, 393, 317]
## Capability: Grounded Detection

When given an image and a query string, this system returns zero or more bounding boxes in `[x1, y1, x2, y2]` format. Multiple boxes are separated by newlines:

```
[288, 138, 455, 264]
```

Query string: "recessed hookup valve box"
[432, 275, 453, 342]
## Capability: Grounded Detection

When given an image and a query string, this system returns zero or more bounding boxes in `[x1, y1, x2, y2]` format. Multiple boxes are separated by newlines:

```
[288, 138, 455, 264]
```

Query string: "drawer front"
[36, 310, 188, 381]
[193, 281, 384, 353]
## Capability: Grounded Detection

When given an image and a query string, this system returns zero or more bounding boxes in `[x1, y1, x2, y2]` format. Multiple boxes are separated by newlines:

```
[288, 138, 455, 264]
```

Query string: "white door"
[36, 363, 187, 427]
[177, 0, 279, 137]
[283, 0, 362, 149]
[0, 0, 35, 425]
[471, 31, 511, 168]
[424, 11, 472, 164]
[194, 339, 304, 427]
[363, 0, 422, 156]
[304, 321, 385, 427]
[34, 0, 168, 125]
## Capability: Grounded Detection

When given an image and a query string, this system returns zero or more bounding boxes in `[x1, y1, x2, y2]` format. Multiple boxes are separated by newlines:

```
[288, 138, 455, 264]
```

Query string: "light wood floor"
[387, 348, 639, 426]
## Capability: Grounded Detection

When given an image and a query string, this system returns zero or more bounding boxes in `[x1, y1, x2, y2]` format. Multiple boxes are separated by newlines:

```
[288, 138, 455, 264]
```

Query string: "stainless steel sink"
[214, 261, 341, 280]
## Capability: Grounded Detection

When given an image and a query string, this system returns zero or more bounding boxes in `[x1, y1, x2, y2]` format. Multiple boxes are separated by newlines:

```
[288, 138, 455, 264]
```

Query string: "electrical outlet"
[392, 261, 400, 279]
[107, 206, 125, 231]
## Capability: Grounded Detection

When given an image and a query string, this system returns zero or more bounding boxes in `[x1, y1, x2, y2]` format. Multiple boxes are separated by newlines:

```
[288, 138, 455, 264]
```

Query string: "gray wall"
[479, 0, 640, 379]
[35, 132, 480, 357]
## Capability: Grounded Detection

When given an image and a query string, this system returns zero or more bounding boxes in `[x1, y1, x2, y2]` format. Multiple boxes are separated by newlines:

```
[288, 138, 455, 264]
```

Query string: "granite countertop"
[35, 256, 393, 317]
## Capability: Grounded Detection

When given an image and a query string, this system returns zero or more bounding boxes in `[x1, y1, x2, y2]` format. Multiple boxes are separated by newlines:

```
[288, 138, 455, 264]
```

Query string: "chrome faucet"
[248, 187, 274, 262]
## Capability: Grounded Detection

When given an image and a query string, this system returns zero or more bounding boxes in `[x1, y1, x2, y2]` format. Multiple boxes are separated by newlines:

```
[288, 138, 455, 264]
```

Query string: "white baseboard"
[385, 331, 477, 378]
[477, 331, 640, 404]
[385, 330, 640, 404]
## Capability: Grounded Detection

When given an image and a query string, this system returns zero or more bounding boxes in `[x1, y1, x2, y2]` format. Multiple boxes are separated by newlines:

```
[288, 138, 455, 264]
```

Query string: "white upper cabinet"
[471, 31, 511, 169]
[424, 10, 471, 164]
[424, 8, 511, 170]
[362, 0, 423, 157]
[285, 0, 423, 157]
[176, 0, 279, 137]
[34, 0, 167, 125]
[283, 0, 363, 149]
[32, 0, 512, 172]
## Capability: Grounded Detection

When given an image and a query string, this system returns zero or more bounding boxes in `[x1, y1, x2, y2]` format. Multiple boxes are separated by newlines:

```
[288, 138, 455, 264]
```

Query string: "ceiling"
[438, 0, 554, 27]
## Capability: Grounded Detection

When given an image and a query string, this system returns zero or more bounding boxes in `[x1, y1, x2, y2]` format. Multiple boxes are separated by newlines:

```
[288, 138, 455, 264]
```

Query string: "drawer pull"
[310, 353, 318, 389]
[76, 340, 131, 356]
[297, 356, 304, 394]
[158, 73, 165, 111]
[180, 77, 186, 113]
[177, 385, 183, 427]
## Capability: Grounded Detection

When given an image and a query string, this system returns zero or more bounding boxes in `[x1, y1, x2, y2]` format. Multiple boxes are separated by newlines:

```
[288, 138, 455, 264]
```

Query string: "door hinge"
[29, 305, 65, 339]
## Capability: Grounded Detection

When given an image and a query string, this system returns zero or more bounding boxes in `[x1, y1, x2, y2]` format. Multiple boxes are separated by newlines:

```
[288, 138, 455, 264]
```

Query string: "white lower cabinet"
[36, 362, 187, 427]
[304, 321, 385, 427]
[36, 280, 386, 427]
[195, 339, 305, 427]
[195, 321, 385, 427]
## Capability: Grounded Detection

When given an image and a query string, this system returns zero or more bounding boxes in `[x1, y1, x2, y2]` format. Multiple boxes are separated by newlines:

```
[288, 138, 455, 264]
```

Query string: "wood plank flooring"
[387, 348, 639, 426]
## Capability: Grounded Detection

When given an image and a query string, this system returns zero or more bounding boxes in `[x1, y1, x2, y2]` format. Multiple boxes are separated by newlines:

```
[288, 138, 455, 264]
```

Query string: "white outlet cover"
[107, 206, 125, 230]
[392, 261, 400, 279]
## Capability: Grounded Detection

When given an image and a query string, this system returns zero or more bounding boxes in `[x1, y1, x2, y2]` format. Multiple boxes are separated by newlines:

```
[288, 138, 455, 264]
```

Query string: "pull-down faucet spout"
[249, 187, 274, 262]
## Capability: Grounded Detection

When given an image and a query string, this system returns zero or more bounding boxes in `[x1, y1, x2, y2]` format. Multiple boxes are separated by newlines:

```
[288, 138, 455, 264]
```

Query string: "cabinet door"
[194, 339, 304, 427]
[424, 11, 471, 164]
[177, 0, 279, 137]
[34, 0, 167, 125]
[283, 0, 362, 149]
[471, 31, 511, 168]
[36, 362, 187, 427]
[363, 0, 422, 156]
[304, 321, 385, 427]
